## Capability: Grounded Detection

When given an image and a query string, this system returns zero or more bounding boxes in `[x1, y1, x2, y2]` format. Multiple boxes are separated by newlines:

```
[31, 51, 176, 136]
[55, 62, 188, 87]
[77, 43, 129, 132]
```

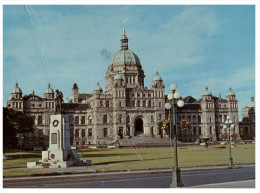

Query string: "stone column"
[130, 125, 134, 137]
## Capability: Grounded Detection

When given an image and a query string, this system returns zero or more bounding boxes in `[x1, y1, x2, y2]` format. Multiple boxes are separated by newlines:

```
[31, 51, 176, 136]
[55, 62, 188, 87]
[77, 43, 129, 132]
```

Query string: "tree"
[3, 107, 34, 149]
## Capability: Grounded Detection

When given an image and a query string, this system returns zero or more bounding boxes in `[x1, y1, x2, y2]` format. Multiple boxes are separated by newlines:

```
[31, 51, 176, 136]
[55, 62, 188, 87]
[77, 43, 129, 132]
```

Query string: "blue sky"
[3, 5, 255, 120]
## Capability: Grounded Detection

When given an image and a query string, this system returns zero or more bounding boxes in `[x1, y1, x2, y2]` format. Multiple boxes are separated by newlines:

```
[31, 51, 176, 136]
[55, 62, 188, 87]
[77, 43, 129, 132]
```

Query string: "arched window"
[81, 116, 85, 125]
[192, 115, 196, 123]
[143, 100, 146, 107]
[151, 115, 154, 123]
[75, 116, 79, 125]
[187, 116, 191, 122]
[137, 100, 140, 107]
[38, 116, 42, 125]
[88, 116, 92, 124]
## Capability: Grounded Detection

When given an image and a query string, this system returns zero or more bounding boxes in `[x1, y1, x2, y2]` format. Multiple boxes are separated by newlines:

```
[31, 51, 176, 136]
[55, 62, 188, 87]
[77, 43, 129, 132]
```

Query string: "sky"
[3, 5, 255, 120]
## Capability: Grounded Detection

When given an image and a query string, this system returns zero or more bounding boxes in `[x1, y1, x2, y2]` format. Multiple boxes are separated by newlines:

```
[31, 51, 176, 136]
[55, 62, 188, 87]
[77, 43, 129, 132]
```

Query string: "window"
[104, 128, 108, 137]
[193, 127, 196, 135]
[148, 100, 151, 107]
[198, 116, 201, 123]
[81, 129, 85, 138]
[100, 101, 103, 107]
[88, 129, 92, 137]
[137, 100, 140, 107]
[143, 100, 146, 107]
[209, 126, 212, 135]
[38, 116, 42, 125]
[159, 102, 161, 107]
[103, 115, 107, 123]
[88, 116, 92, 124]
[75, 116, 79, 125]
[81, 116, 85, 125]
[151, 115, 154, 123]
[75, 129, 79, 137]
[198, 127, 202, 135]
[32, 116, 35, 124]
[132, 100, 135, 107]
[119, 115, 122, 123]
[219, 115, 222, 123]
[106, 101, 109, 107]
[193, 115, 196, 123]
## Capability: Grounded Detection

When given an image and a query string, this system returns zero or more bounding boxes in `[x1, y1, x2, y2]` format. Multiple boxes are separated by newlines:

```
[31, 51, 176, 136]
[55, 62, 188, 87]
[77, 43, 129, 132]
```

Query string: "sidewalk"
[188, 179, 255, 188]
[3, 163, 255, 183]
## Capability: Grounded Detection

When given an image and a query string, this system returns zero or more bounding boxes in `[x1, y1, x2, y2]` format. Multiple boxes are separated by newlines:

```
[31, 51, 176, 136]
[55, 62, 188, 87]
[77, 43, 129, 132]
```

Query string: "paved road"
[3, 167, 255, 188]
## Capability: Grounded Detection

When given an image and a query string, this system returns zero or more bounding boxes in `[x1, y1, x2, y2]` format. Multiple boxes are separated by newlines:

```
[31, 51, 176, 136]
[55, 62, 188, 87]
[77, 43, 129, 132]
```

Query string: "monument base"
[27, 114, 91, 168]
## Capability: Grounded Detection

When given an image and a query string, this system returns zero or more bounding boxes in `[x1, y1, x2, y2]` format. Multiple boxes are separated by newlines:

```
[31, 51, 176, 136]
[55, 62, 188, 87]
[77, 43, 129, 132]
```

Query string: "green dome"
[227, 87, 235, 96]
[203, 86, 212, 96]
[44, 84, 54, 94]
[114, 72, 123, 80]
[247, 97, 255, 108]
[153, 72, 162, 81]
[11, 83, 22, 94]
[94, 82, 103, 91]
[110, 49, 141, 66]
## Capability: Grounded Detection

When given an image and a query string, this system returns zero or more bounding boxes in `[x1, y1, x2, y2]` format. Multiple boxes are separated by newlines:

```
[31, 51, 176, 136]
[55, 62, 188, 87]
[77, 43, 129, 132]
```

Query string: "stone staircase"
[118, 134, 181, 147]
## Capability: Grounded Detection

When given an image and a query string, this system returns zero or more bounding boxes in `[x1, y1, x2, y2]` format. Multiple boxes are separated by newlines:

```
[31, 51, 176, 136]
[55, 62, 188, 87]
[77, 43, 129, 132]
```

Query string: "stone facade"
[6, 30, 245, 148]
[176, 87, 240, 142]
[239, 97, 255, 140]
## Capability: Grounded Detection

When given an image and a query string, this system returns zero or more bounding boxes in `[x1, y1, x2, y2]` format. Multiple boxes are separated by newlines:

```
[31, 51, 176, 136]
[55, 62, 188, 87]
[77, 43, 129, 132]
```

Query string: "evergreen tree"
[3, 107, 34, 149]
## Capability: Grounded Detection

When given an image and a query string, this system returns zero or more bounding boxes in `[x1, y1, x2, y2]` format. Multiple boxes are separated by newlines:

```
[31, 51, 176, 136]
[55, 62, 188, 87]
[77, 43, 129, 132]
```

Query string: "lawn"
[3, 144, 255, 176]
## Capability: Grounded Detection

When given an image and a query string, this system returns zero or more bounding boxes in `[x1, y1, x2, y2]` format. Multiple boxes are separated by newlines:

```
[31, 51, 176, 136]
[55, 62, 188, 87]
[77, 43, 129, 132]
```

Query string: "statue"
[55, 89, 64, 113]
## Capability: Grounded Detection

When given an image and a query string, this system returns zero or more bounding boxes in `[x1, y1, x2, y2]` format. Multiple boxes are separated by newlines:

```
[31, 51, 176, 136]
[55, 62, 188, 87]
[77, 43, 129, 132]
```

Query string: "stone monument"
[27, 90, 90, 168]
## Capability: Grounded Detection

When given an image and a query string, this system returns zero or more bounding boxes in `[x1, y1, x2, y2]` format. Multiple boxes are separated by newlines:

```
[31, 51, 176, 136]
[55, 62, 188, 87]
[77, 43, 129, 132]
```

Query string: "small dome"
[153, 71, 162, 81]
[227, 87, 235, 96]
[44, 84, 54, 94]
[247, 97, 255, 108]
[94, 82, 103, 91]
[114, 72, 123, 80]
[11, 83, 22, 94]
[203, 86, 212, 96]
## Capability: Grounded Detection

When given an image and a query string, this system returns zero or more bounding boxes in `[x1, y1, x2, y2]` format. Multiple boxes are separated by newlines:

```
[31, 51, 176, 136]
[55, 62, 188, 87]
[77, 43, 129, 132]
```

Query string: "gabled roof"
[183, 96, 197, 104]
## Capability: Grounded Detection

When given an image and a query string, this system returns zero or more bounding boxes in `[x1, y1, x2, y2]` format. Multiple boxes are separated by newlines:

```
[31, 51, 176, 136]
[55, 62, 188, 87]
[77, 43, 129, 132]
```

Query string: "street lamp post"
[223, 115, 235, 169]
[165, 84, 184, 188]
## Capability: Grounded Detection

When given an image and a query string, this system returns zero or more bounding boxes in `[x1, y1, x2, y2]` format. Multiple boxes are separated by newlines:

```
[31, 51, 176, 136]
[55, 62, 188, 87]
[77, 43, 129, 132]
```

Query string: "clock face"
[53, 120, 59, 127]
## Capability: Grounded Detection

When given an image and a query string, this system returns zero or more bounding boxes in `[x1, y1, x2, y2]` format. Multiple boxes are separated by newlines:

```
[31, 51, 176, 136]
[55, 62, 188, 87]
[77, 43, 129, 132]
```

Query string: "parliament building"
[7, 30, 251, 148]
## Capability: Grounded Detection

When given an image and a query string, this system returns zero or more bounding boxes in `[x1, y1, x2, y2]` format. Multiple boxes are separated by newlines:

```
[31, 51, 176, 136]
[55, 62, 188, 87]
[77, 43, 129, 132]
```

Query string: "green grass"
[81, 144, 255, 171]
[3, 144, 255, 176]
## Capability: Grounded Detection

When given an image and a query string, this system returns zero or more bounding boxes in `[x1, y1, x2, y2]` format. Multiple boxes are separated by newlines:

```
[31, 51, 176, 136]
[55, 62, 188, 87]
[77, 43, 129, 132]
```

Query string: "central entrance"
[135, 118, 143, 136]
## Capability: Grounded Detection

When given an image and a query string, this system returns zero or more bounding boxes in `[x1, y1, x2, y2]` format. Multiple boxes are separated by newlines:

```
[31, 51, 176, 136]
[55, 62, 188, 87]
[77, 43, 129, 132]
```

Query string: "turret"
[44, 84, 54, 99]
[72, 83, 79, 103]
